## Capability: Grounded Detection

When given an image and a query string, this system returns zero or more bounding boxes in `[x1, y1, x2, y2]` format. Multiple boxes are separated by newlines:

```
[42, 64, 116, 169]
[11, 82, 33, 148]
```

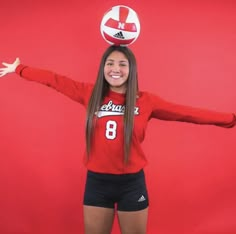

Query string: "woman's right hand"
[0, 57, 20, 77]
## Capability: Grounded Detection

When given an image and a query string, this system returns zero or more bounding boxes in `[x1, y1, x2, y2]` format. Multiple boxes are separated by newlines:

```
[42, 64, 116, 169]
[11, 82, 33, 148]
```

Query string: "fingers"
[1, 58, 20, 67]
[0, 71, 7, 77]
[2, 62, 10, 67]
[0, 58, 20, 77]
[0, 67, 7, 77]
[0, 68, 6, 73]
[15, 57, 20, 66]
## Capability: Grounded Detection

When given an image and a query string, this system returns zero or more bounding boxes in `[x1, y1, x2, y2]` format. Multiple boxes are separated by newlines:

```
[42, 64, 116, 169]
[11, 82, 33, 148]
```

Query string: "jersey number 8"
[105, 120, 117, 140]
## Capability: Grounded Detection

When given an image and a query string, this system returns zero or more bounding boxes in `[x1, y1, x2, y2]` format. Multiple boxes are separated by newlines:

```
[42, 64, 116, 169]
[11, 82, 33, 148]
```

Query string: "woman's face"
[104, 50, 129, 93]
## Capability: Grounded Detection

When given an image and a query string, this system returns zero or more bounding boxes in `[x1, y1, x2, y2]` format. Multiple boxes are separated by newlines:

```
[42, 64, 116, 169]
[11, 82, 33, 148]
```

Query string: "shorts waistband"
[87, 169, 144, 182]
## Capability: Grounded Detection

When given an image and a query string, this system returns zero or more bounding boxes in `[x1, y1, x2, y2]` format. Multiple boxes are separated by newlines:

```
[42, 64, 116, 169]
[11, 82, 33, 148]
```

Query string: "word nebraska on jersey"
[96, 100, 139, 118]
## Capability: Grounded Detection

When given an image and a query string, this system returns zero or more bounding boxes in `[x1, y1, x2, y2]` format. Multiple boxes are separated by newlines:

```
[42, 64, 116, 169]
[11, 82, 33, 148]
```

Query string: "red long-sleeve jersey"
[16, 64, 235, 174]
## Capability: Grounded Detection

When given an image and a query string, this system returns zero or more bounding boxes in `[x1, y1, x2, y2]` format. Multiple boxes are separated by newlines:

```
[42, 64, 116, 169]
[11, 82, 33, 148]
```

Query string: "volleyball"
[100, 5, 141, 46]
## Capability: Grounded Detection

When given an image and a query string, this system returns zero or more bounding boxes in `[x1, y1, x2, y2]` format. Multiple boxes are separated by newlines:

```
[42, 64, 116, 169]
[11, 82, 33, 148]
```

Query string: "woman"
[0, 45, 235, 234]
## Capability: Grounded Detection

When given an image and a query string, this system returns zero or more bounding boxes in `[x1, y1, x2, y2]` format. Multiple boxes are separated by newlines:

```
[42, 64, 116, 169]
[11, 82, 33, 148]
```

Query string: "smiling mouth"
[111, 75, 121, 79]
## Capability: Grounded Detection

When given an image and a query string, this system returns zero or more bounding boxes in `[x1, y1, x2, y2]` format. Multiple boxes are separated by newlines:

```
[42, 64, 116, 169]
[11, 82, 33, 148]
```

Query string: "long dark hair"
[86, 45, 139, 163]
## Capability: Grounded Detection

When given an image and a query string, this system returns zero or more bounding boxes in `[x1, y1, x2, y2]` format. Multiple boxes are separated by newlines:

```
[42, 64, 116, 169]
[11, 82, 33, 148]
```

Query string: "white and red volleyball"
[100, 5, 141, 46]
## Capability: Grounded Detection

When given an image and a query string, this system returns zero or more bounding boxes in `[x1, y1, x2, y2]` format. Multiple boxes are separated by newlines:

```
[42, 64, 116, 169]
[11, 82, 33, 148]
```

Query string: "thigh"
[83, 170, 116, 209]
[117, 208, 148, 234]
[83, 205, 115, 234]
[117, 170, 149, 212]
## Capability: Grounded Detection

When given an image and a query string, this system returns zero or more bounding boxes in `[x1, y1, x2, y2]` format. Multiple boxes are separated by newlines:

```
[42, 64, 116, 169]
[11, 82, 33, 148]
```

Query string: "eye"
[106, 62, 113, 66]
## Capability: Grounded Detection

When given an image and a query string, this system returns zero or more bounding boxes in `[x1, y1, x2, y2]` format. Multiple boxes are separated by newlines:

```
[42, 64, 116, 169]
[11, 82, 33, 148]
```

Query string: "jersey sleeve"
[15, 64, 93, 106]
[147, 92, 236, 128]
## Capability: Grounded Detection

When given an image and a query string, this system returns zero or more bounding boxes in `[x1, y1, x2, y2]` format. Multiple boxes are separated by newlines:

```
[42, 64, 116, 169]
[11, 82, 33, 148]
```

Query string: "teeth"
[112, 75, 120, 79]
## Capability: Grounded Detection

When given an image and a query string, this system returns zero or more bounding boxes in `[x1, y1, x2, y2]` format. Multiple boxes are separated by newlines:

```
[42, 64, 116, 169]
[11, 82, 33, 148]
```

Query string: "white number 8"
[105, 120, 117, 140]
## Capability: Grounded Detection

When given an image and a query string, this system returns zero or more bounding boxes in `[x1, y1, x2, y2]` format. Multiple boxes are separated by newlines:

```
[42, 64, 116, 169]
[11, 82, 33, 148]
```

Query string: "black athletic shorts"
[83, 169, 149, 211]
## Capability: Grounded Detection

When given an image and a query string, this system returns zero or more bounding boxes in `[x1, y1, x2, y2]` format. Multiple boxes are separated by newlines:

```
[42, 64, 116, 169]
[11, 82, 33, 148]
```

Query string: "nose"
[111, 64, 120, 73]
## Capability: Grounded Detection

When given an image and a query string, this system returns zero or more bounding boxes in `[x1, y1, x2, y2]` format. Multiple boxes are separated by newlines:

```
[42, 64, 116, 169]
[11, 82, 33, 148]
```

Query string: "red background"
[0, 0, 236, 233]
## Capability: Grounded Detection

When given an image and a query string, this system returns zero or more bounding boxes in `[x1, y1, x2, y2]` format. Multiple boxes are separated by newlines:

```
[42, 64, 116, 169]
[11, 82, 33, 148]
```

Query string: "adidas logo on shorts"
[137, 195, 146, 202]
[113, 31, 125, 39]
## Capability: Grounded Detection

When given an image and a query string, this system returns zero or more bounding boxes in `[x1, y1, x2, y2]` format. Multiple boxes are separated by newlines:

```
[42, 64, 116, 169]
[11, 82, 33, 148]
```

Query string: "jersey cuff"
[15, 64, 28, 76]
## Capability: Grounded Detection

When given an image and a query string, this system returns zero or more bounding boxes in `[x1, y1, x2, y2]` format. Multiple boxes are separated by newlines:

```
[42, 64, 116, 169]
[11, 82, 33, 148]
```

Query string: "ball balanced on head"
[100, 5, 141, 46]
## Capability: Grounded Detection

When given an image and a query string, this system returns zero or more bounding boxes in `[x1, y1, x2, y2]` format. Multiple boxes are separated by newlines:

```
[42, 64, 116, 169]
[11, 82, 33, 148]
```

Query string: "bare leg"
[83, 205, 115, 234]
[117, 208, 148, 234]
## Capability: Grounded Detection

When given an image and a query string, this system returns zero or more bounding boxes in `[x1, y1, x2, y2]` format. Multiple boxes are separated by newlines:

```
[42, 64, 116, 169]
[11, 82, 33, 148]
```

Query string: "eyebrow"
[106, 59, 128, 63]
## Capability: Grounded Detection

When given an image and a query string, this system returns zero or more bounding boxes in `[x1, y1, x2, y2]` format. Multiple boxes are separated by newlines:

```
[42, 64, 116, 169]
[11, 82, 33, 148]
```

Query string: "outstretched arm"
[148, 92, 236, 128]
[0, 58, 20, 77]
[0, 58, 92, 106]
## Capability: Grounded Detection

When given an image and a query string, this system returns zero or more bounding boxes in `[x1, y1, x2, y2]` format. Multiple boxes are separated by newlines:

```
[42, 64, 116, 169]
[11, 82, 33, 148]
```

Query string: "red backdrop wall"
[0, 0, 236, 233]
